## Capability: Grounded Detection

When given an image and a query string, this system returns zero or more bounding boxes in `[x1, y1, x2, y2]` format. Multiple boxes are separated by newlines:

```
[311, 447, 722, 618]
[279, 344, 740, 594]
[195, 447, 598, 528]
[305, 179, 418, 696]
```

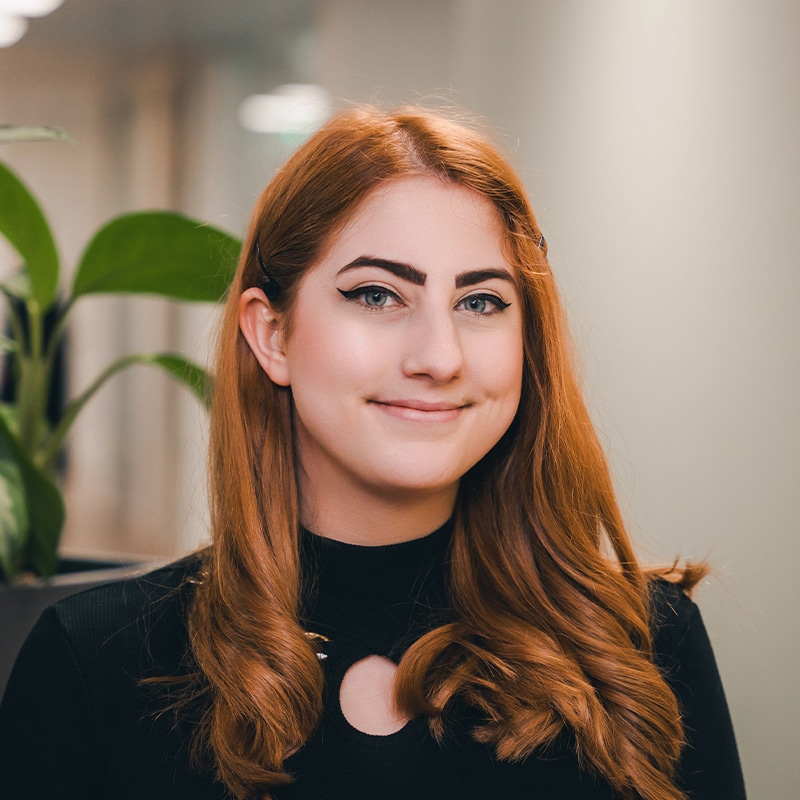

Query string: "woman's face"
[245, 176, 524, 532]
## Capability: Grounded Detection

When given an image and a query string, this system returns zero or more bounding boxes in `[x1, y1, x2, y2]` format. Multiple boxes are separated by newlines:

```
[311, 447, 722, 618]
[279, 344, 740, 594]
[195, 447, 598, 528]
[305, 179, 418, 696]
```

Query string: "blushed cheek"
[483, 339, 524, 405]
[343, 327, 386, 363]
[288, 324, 379, 411]
[319, 327, 393, 394]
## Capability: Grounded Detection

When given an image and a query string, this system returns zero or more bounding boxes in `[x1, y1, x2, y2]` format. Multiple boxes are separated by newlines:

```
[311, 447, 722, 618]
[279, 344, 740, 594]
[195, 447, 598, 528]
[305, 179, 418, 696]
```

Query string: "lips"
[369, 399, 468, 423]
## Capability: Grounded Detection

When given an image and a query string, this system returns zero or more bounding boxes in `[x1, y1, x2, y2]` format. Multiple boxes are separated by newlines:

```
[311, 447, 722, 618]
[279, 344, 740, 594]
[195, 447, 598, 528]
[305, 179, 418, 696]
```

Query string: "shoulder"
[645, 584, 747, 795]
[45, 554, 204, 678]
[52, 553, 201, 619]
[1, 558, 216, 797]
[646, 577, 708, 672]
[647, 578, 698, 643]
[646, 578, 729, 720]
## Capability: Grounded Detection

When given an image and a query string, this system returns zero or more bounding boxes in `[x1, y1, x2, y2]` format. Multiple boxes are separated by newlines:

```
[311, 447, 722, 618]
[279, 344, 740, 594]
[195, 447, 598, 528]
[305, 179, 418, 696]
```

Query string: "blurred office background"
[1, 1, 797, 795]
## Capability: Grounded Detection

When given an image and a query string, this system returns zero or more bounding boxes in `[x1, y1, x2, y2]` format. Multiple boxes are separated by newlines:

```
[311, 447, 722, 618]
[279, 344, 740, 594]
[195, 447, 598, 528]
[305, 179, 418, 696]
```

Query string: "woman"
[0, 107, 745, 799]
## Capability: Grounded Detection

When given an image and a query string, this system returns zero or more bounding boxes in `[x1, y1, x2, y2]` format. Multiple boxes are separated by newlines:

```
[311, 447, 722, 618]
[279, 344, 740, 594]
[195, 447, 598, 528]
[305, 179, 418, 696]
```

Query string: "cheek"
[474, 330, 524, 403]
[285, 315, 381, 392]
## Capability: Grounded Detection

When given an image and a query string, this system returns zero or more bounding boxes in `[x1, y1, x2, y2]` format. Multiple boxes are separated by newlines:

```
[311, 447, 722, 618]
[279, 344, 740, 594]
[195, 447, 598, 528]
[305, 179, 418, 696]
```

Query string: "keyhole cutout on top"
[339, 655, 410, 735]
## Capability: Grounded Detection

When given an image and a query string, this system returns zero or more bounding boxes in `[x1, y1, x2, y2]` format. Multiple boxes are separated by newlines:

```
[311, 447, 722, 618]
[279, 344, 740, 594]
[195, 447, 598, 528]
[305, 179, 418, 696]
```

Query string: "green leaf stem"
[38, 353, 212, 473]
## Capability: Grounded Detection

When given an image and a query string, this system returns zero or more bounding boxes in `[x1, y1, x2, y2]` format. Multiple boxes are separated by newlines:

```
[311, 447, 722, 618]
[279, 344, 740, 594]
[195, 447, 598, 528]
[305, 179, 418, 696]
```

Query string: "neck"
[297, 474, 457, 546]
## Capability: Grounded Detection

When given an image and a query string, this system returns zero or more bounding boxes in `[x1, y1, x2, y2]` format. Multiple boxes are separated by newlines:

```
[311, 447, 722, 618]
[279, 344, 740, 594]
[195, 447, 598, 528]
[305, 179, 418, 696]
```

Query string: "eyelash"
[338, 285, 401, 309]
[457, 293, 511, 314]
[337, 286, 510, 315]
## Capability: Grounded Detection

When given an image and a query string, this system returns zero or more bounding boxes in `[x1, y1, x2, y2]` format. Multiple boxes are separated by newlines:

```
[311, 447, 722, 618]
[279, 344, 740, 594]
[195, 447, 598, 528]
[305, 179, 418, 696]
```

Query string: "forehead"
[315, 176, 511, 276]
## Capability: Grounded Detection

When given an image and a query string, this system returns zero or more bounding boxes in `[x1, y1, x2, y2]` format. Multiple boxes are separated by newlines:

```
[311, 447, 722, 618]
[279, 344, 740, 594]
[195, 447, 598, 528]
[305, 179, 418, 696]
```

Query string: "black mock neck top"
[299, 520, 452, 656]
[0, 522, 746, 799]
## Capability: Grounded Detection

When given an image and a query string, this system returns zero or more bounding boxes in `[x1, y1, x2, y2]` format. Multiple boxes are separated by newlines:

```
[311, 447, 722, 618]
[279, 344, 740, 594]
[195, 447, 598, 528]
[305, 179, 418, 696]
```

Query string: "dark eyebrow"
[337, 256, 426, 286]
[454, 268, 516, 288]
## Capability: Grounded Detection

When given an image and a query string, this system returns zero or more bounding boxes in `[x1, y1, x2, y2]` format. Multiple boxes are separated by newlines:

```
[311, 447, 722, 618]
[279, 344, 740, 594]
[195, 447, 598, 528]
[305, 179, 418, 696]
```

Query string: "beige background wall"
[1, 1, 797, 795]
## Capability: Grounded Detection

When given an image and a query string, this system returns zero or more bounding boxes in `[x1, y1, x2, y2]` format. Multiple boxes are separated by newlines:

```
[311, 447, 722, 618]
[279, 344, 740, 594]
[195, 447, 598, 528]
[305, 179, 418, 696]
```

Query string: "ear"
[239, 287, 291, 386]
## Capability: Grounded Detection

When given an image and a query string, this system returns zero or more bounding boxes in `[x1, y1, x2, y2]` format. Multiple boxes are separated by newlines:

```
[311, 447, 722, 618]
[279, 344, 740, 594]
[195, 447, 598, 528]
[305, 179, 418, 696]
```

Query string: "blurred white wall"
[314, 3, 799, 795]
[1, 1, 797, 795]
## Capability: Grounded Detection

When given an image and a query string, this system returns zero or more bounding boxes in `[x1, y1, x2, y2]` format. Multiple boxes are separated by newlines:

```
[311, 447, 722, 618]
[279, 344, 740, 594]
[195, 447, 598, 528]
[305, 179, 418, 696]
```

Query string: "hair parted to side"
[188, 106, 699, 800]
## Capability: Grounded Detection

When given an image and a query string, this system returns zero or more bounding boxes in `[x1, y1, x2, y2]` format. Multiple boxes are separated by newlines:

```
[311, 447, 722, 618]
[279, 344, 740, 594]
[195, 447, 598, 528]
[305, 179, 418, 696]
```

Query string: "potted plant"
[0, 127, 242, 689]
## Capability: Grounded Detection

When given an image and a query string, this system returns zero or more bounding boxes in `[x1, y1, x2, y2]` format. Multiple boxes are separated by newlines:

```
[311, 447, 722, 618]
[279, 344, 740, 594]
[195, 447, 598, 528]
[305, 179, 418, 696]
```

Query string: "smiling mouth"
[369, 399, 468, 422]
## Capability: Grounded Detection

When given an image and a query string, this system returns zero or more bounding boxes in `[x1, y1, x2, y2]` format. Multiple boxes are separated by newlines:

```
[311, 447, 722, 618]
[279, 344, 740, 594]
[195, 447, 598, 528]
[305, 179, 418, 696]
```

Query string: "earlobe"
[239, 287, 291, 386]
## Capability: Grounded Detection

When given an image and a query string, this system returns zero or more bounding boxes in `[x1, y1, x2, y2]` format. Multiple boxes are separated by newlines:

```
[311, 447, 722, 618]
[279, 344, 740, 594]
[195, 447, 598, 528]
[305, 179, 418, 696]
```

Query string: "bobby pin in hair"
[254, 240, 282, 300]
[304, 630, 329, 661]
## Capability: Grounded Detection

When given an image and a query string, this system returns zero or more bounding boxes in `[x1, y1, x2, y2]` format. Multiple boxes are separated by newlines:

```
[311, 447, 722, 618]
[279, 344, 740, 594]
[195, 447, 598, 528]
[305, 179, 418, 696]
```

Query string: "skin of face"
[240, 176, 524, 544]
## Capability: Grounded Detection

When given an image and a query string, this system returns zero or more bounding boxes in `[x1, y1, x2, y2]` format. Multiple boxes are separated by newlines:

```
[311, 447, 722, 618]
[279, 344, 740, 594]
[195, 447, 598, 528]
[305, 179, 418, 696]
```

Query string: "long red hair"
[188, 107, 695, 799]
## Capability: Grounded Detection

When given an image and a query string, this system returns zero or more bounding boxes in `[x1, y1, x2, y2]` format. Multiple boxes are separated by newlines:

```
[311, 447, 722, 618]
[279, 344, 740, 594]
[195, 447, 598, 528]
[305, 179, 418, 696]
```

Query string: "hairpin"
[254, 240, 282, 300]
[304, 630, 330, 661]
[536, 233, 546, 251]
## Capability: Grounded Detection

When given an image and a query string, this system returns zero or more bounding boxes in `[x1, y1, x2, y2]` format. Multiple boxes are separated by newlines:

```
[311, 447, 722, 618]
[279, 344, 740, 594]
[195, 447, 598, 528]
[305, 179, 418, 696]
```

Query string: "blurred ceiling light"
[0, 0, 63, 16]
[0, 13, 27, 47]
[239, 84, 331, 135]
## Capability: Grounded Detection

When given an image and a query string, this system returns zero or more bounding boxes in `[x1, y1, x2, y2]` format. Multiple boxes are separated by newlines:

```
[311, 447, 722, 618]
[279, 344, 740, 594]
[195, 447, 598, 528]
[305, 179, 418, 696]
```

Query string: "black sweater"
[0, 523, 746, 799]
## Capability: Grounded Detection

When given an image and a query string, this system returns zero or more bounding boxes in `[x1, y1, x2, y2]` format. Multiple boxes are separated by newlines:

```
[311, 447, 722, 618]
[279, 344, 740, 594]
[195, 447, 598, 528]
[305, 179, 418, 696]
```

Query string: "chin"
[373, 469, 463, 498]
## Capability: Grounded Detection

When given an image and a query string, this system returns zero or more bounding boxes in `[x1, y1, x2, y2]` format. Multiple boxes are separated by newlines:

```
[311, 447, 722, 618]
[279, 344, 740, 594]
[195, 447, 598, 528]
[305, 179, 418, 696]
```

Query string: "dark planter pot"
[0, 557, 150, 696]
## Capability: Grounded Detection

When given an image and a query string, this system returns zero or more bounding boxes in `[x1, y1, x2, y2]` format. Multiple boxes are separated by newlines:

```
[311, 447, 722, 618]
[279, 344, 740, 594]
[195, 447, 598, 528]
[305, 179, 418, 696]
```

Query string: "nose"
[401, 309, 464, 382]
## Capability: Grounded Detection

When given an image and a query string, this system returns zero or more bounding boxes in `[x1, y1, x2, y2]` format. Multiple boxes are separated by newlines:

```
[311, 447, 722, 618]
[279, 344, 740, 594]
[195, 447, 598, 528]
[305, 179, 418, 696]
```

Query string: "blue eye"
[459, 294, 510, 314]
[338, 285, 401, 308]
[364, 289, 389, 306]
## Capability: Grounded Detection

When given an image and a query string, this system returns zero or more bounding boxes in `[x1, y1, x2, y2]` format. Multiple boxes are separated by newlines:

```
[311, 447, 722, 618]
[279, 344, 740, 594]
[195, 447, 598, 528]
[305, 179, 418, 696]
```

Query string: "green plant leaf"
[71, 212, 240, 302]
[0, 429, 28, 580]
[145, 354, 213, 409]
[0, 271, 32, 300]
[0, 404, 18, 436]
[19, 456, 64, 578]
[0, 126, 73, 144]
[0, 334, 18, 355]
[0, 411, 64, 578]
[0, 161, 59, 310]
